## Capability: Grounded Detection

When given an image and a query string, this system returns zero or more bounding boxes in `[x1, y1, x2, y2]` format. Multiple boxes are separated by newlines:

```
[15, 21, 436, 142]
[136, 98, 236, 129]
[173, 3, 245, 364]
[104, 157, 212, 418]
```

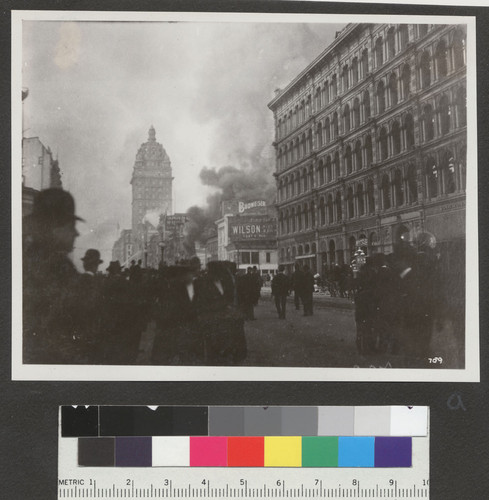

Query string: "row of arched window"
[277, 85, 466, 175]
[279, 234, 375, 266]
[276, 26, 466, 141]
[277, 149, 465, 235]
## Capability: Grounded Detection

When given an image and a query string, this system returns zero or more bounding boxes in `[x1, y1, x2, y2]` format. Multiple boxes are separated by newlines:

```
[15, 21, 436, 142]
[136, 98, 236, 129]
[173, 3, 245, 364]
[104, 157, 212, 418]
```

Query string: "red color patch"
[227, 437, 264, 467]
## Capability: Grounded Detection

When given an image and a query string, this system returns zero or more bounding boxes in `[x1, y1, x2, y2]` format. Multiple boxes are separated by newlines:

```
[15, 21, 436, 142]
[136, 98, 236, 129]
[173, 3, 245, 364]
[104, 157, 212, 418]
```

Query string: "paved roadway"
[138, 289, 463, 369]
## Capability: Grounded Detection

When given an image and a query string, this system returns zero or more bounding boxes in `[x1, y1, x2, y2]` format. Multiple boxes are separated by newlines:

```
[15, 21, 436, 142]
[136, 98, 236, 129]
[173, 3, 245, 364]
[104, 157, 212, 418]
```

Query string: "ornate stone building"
[130, 126, 173, 258]
[268, 23, 467, 275]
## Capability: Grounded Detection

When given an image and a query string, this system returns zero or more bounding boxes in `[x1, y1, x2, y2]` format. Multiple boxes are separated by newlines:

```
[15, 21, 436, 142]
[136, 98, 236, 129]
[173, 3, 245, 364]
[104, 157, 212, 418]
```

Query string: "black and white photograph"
[11, 10, 479, 381]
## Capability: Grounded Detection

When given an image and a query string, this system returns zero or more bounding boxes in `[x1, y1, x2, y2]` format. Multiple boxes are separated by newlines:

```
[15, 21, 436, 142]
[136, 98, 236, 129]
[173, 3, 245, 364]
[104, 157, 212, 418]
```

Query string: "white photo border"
[11, 9, 479, 382]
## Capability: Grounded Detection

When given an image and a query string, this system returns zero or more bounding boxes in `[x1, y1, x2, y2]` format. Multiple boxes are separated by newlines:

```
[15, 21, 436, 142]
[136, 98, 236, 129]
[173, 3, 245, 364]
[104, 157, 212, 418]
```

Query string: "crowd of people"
[22, 188, 461, 365]
[22, 189, 249, 365]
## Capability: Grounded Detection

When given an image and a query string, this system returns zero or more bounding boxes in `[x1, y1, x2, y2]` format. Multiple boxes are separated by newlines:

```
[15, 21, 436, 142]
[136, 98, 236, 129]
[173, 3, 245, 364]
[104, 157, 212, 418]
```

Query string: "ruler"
[58, 476, 429, 499]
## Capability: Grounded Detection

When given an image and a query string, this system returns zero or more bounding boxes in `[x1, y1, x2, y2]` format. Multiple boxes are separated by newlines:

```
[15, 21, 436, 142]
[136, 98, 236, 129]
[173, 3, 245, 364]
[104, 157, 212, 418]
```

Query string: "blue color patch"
[338, 437, 375, 467]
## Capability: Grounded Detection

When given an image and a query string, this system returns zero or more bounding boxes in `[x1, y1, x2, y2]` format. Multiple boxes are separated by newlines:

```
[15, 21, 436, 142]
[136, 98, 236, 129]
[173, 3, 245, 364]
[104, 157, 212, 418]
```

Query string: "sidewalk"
[260, 286, 355, 311]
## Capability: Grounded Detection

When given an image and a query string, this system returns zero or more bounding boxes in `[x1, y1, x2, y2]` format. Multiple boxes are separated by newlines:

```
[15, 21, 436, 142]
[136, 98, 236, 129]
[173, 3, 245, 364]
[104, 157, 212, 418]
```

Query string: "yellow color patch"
[264, 436, 302, 467]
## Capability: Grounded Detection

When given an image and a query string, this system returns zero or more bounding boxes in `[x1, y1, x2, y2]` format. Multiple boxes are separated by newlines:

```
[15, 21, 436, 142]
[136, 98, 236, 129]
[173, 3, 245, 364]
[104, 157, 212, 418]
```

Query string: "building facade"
[112, 229, 133, 267]
[22, 136, 63, 215]
[131, 126, 173, 258]
[215, 200, 278, 276]
[269, 23, 467, 275]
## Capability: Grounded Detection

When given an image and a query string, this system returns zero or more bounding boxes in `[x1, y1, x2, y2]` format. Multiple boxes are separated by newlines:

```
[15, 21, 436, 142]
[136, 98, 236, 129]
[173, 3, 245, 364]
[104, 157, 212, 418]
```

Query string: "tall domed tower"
[131, 126, 173, 247]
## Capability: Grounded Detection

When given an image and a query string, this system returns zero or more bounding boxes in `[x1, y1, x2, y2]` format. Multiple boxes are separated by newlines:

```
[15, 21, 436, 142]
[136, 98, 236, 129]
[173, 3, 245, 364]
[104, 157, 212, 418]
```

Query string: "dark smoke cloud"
[185, 164, 277, 252]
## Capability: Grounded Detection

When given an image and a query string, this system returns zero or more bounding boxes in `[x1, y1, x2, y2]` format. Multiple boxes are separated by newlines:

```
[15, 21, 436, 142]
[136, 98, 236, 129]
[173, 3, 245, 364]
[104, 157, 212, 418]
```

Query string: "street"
[138, 290, 463, 369]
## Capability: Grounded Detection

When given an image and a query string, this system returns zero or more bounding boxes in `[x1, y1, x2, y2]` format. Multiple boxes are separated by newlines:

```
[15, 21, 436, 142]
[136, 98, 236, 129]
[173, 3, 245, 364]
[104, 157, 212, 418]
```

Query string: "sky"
[21, 18, 346, 267]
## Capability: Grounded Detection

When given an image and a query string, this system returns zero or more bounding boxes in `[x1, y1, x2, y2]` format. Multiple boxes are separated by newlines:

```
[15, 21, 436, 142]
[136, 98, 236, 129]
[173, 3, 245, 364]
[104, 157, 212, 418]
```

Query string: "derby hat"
[31, 188, 84, 228]
[81, 249, 103, 264]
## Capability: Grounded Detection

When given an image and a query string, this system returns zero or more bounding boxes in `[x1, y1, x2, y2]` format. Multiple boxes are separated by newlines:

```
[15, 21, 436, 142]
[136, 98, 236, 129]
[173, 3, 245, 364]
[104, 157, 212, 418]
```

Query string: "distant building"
[268, 23, 467, 274]
[204, 234, 218, 265]
[22, 136, 62, 215]
[215, 199, 278, 276]
[112, 229, 133, 267]
[160, 213, 189, 264]
[131, 126, 173, 262]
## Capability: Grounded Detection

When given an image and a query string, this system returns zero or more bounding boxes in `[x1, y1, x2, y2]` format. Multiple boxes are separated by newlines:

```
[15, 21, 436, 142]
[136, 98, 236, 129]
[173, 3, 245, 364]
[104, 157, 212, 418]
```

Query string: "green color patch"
[301, 436, 338, 467]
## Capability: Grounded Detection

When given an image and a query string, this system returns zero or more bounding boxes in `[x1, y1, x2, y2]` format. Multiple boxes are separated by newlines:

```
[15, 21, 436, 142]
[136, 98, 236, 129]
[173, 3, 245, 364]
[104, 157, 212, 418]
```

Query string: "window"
[392, 121, 401, 155]
[387, 27, 396, 59]
[319, 197, 326, 226]
[453, 30, 466, 70]
[342, 65, 349, 91]
[389, 73, 398, 106]
[317, 122, 323, 148]
[394, 169, 404, 206]
[323, 81, 329, 105]
[456, 87, 466, 127]
[365, 135, 373, 166]
[332, 112, 339, 138]
[439, 95, 450, 135]
[331, 74, 338, 99]
[315, 87, 322, 111]
[382, 174, 391, 209]
[266, 252, 271, 263]
[426, 157, 438, 198]
[362, 48, 369, 77]
[319, 160, 325, 185]
[379, 127, 388, 161]
[418, 24, 428, 37]
[436, 40, 448, 79]
[304, 204, 309, 229]
[422, 105, 434, 141]
[420, 51, 431, 89]
[375, 37, 384, 67]
[367, 179, 375, 214]
[297, 206, 302, 231]
[251, 252, 259, 264]
[241, 252, 250, 264]
[377, 81, 386, 114]
[327, 195, 334, 223]
[364, 90, 371, 120]
[324, 118, 331, 143]
[442, 151, 456, 194]
[334, 151, 340, 178]
[401, 64, 411, 99]
[357, 184, 365, 216]
[407, 164, 418, 202]
[404, 113, 415, 149]
[399, 24, 409, 50]
[343, 104, 351, 133]
[355, 140, 362, 170]
[347, 187, 354, 219]
[336, 192, 343, 220]
[352, 57, 359, 85]
[310, 200, 316, 228]
[353, 98, 361, 128]
[345, 145, 353, 175]
[325, 156, 332, 182]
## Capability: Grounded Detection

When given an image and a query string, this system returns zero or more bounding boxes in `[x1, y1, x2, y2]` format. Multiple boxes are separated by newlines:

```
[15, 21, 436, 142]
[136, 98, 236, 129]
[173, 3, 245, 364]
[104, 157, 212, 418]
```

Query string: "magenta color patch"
[190, 436, 227, 466]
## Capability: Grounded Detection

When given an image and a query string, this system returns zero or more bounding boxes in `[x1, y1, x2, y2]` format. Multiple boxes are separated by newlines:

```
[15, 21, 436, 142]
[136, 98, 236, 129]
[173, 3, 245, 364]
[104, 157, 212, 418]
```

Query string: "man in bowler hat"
[23, 188, 85, 363]
[81, 249, 103, 276]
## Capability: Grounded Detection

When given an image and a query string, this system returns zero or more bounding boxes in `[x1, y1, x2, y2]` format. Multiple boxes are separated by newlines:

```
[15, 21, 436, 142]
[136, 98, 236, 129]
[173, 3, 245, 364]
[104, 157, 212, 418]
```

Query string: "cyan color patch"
[338, 437, 375, 467]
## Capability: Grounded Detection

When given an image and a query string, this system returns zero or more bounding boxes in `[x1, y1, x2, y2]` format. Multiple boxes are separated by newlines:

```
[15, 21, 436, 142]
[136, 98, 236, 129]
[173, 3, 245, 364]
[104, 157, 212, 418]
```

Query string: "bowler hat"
[31, 188, 84, 228]
[81, 249, 103, 264]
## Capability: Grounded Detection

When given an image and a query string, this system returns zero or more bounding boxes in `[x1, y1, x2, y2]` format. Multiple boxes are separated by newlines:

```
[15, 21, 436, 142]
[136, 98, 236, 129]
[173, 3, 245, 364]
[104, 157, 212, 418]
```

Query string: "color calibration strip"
[77, 435, 412, 468]
[61, 406, 426, 469]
